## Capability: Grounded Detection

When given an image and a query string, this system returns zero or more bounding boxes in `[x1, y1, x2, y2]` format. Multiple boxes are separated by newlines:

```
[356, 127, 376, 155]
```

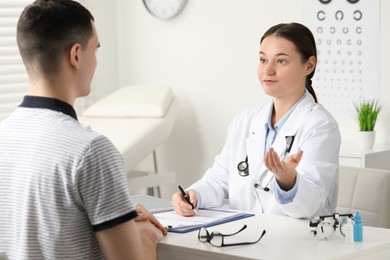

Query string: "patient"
[0, 1, 166, 259]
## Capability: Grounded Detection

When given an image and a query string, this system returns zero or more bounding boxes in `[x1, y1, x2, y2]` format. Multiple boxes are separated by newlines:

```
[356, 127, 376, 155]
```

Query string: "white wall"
[86, 0, 390, 199]
[78, 0, 120, 109]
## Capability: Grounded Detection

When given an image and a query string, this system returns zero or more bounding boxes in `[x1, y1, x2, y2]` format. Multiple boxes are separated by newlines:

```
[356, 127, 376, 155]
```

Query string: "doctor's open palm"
[265, 148, 304, 191]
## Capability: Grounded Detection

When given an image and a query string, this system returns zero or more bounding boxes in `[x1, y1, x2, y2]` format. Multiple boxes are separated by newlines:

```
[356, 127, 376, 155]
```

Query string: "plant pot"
[357, 131, 375, 149]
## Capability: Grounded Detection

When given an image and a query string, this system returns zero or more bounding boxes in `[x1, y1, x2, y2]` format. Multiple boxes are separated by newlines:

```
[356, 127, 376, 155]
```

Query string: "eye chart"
[303, 0, 380, 115]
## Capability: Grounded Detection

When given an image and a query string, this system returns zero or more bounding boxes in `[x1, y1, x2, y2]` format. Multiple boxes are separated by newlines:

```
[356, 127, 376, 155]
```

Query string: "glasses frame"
[198, 224, 266, 247]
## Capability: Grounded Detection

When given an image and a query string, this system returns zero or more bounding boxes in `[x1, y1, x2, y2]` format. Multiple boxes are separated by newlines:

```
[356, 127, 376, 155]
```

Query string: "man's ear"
[306, 56, 316, 75]
[69, 43, 82, 69]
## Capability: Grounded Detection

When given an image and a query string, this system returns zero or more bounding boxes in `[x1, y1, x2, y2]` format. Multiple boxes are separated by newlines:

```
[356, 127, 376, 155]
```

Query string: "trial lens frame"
[198, 224, 266, 247]
[309, 213, 354, 239]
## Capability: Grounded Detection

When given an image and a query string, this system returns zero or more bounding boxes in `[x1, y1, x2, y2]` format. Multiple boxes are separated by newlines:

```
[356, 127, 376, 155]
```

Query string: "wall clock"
[143, 0, 188, 20]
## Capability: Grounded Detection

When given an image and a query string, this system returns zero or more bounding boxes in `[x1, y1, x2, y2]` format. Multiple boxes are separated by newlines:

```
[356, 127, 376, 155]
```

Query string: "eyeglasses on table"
[198, 224, 266, 247]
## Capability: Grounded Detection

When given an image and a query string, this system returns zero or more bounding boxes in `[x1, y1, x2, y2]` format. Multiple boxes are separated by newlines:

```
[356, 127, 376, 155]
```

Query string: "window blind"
[0, 1, 31, 120]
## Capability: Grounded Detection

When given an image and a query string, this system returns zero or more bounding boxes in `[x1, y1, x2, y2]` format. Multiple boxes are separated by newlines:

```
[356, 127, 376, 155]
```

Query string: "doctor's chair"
[337, 165, 390, 229]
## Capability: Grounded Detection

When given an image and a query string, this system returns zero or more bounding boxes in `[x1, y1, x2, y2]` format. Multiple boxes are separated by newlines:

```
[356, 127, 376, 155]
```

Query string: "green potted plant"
[354, 99, 382, 149]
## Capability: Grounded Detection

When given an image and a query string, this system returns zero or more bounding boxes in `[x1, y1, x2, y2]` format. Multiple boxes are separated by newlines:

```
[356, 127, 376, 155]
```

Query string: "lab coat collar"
[279, 92, 315, 138]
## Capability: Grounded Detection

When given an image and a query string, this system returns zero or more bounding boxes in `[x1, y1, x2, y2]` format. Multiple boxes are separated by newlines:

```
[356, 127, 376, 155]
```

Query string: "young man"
[0, 1, 166, 259]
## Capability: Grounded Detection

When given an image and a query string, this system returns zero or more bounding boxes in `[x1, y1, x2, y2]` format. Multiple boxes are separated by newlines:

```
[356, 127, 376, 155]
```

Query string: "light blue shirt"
[264, 93, 306, 203]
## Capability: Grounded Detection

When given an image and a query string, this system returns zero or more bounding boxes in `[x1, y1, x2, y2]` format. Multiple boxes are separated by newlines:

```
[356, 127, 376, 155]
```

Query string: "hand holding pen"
[178, 185, 195, 209]
[171, 185, 198, 217]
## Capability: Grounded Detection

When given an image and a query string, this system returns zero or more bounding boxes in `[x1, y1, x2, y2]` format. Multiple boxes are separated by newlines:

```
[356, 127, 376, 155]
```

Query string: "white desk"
[158, 213, 390, 260]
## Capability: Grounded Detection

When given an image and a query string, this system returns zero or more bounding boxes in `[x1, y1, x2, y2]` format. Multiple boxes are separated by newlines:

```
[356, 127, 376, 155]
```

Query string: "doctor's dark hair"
[17, 0, 94, 77]
[260, 23, 318, 103]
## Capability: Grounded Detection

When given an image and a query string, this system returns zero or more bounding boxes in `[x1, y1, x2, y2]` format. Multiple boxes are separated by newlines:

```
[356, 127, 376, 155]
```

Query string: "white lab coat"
[189, 93, 341, 218]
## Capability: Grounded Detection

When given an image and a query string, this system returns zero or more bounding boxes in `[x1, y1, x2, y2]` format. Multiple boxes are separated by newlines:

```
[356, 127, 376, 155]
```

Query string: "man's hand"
[134, 203, 168, 236]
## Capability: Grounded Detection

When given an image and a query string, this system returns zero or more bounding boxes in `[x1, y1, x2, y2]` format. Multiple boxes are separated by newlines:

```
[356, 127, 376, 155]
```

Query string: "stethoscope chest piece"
[237, 156, 249, 176]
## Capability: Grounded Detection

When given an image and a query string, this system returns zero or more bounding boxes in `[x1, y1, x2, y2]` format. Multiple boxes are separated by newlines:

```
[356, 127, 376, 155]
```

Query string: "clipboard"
[154, 208, 255, 233]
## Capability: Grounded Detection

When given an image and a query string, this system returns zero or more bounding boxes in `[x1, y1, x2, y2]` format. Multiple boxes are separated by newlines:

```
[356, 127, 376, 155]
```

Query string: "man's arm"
[96, 218, 163, 260]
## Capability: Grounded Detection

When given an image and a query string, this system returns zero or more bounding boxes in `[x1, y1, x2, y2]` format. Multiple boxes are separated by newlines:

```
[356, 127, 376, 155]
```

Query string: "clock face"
[143, 0, 188, 20]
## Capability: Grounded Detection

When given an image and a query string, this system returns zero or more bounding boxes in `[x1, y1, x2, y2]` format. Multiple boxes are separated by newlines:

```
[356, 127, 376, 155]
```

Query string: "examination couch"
[79, 86, 177, 197]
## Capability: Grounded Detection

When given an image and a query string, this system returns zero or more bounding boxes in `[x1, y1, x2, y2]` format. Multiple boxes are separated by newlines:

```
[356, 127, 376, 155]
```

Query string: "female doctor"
[172, 23, 341, 219]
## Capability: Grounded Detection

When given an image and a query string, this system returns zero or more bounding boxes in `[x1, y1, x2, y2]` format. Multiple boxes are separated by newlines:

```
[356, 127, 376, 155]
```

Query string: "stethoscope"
[237, 135, 295, 192]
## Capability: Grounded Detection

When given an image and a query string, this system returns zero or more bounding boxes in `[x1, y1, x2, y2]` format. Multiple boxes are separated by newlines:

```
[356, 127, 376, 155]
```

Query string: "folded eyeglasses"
[198, 224, 266, 247]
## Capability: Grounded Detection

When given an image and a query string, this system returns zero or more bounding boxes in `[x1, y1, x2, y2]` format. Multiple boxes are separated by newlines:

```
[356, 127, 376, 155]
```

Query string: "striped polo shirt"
[0, 96, 137, 259]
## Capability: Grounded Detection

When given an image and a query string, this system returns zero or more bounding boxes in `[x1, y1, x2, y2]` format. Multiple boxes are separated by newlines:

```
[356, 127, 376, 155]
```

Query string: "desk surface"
[158, 213, 390, 260]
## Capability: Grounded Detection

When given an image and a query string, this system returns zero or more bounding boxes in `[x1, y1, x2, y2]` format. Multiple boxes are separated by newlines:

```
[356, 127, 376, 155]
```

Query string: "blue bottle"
[353, 212, 363, 242]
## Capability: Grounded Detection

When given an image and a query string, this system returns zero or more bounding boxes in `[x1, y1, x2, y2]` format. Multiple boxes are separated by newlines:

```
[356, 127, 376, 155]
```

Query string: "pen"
[281, 135, 295, 160]
[178, 185, 195, 210]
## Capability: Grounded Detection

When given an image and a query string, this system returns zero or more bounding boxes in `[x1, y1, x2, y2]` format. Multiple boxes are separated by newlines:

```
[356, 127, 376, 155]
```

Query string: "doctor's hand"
[172, 189, 198, 217]
[265, 147, 304, 191]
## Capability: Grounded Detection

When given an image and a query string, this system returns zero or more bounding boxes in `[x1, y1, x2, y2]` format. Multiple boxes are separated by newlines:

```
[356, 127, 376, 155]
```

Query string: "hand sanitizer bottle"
[353, 212, 363, 242]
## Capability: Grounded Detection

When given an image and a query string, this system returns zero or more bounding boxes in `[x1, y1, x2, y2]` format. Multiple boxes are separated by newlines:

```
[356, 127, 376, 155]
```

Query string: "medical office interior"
[1, 0, 390, 226]
[77, 0, 390, 199]
[1, 0, 390, 259]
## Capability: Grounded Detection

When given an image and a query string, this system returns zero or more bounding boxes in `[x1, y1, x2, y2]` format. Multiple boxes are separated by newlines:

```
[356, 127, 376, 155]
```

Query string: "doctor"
[172, 22, 341, 219]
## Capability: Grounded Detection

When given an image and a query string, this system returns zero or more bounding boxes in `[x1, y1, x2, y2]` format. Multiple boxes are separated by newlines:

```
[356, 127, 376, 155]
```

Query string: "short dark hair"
[260, 23, 318, 102]
[17, 0, 94, 76]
